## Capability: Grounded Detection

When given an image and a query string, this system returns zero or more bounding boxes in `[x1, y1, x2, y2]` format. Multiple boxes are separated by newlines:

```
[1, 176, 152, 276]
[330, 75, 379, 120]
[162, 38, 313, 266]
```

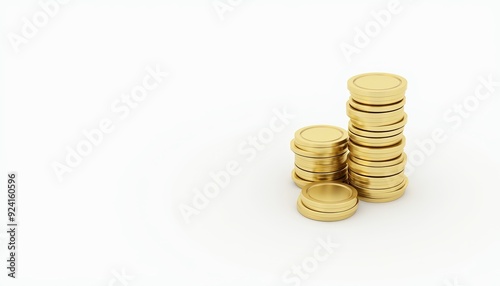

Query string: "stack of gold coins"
[290, 125, 348, 188]
[346, 73, 409, 202]
[297, 181, 358, 221]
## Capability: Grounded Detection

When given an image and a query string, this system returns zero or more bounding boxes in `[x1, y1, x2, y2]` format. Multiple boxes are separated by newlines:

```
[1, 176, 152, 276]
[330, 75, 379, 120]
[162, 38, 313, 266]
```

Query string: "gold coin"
[291, 170, 313, 188]
[348, 153, 406, 167]
[349, 113, 407, 132]
[291, 170, 346, 188]
[348, 97, 405, 113]
[351, 93, 405, 105]
[346, 102, 405, 123]
[348, 137, 405, 154]
[348, 171, 405, 189]
[295, 153, 348, 166]
[296, 198, 358, 221]
[295, 165, 348, 181]
[295, 161, 347, 173]
[347, 154, 406, 176]
[294, 142, 348, 156]
[349, 122, 404, 138]
[294, 125, 348, 148]
[356, 177, 408, 199]
[350, 176, 407, 193]
[348, 131, 404, 147]
[357, 186, 406, 203]
[300, 182, 358, 212]
[291, 140, 347, 158]
[348, 72, 407, 97]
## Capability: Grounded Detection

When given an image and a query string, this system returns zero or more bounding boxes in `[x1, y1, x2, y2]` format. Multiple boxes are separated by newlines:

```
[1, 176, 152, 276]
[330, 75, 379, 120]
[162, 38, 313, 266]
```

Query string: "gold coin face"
[301, 182, 358, 212]
[294, 125, 348, 148]
[348, 73, 407, 97]
[296, 198, 358, 221]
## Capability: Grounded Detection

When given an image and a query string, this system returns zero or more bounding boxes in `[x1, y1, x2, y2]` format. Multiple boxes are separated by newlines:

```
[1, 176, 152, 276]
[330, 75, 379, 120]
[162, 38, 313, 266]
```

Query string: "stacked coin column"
[345, 73, 409, 202]
[290, 125, 348, 188]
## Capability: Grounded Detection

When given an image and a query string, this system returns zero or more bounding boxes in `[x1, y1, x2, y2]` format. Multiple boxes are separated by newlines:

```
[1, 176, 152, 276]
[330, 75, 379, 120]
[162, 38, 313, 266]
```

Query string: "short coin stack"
[297, 181, 358, 221]
[346, 73, 409, 202]
[290, 125, 348, 188]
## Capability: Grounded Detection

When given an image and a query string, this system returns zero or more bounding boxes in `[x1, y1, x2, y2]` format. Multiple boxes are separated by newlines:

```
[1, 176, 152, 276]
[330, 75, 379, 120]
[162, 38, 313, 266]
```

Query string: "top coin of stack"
[290, 125, 348, 188]
[346, 73, 408, 202]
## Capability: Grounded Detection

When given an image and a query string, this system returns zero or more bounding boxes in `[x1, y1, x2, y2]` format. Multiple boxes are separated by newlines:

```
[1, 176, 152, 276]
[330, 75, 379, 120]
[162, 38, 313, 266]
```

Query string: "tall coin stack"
[290, 125, 348, 188]
[346, 73, 409, 202]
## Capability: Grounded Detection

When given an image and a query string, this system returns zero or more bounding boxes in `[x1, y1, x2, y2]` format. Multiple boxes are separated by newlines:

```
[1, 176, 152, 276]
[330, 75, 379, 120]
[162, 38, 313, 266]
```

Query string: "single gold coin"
[351, 93, 405, 105]
[295, 161, 347, 173]
[296, 198, 358, 221]
[348, 154, 406, 176]
[350, 176, 408, 193]
[349, 113, 407, 132]
[300, 182, 358, 212]
[356, 177, 408, 199]
[291, 170, 346, 188]
[357, 186, 406, 203]
[348, 153, 406, 167]
[294, 125, 348, 148]
[295, 153, 348, 166]
[349, 122, 404, 138]
[348, 138, 405, 161]
[346, 102, 405, 123]
[294, 142, 348, 156]
[291, 170, 313, 188]
[295, 165, 348, 181]
[348, 97, 405, 113]
[290, 140, 347, 158]
[348, 131, 404, 147]
[348, 73, 407, 97]
[348, 171, 405, 189]
[291, 140, 347, 158]
[349, 114, 405, 128]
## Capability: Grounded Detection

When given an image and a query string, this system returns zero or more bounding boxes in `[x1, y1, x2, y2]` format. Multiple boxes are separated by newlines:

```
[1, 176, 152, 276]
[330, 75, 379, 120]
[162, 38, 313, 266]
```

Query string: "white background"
[1, 0, 500, 285]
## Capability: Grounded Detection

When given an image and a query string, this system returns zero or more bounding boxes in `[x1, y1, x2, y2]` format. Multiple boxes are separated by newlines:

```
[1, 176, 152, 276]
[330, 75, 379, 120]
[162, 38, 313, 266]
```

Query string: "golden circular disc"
[349, 114, 405, 128]
[348, 131, 404, 147]
[294, 125, 348, 148]
[300, 182, 358, 212]
[295, 153, 348, 166]
[294, 142, 348, 156]
[291, 170, 347, 188]
[349, 122, 404, 138]
[348, 172, 405, 189]
[291, 140, 347, 158]
[295, 161, 347, 173]
[348, 155, 406, 176]
[348, 73, 407, 97]
[348, 137, 405, 155]
[291, 170, 313, 188]
[349, 114, 407, 132]
[295, 166, 348, 181]
[348, 153, 406, 167]
[346, 102, 405, 122]
[356, 177, 408, 199]
[358, 187, 406, 202]
[349, 97, 405, 113]
[296, 198, 358, 221]
[350, 176, 408, 192]
[351, 93, 405, 105]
